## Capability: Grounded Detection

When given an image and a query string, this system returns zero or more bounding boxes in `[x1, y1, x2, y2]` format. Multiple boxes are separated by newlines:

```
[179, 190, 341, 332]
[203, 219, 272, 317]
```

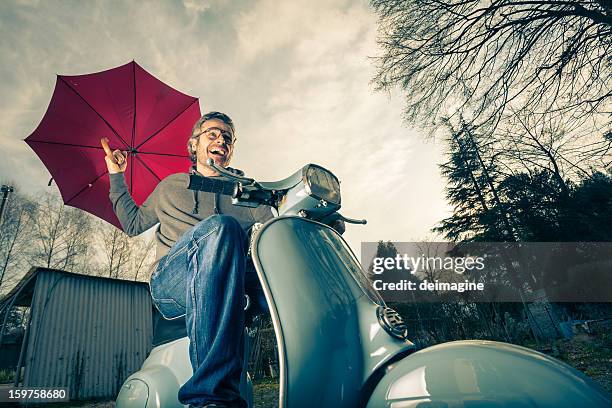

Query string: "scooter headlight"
[304, 165, 341, 205]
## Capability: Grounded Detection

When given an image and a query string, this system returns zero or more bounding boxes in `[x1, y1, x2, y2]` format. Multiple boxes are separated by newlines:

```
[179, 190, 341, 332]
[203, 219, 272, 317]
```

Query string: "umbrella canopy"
[25, 61, 201, 230]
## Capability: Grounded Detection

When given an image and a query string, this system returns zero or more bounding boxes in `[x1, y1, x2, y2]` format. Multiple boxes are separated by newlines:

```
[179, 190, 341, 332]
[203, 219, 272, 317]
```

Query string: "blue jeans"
[149, 215, 267, 408]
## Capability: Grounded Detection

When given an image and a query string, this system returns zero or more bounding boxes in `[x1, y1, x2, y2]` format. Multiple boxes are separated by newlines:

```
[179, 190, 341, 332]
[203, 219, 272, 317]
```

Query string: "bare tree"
[131, 237, 155, 281]
[371, 0, 611, 135]
[30, 193, 94, 273]
[100, 226, 130, 278]
[499, 112, 612, 181]
[97, 221, 155, 281]
[414, 241, 452, 293]
[0, 187, 36, 293]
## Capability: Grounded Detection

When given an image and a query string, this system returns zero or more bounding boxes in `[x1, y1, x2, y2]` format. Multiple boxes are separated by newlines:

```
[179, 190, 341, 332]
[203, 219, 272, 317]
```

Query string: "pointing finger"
[101, 138, 113, 156]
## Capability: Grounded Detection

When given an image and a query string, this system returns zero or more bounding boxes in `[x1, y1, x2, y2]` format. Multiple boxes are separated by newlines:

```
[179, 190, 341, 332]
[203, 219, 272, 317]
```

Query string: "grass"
[253, 377, 279, 408]
[0, 369, 15, 384]
[548, 333, 612, 392]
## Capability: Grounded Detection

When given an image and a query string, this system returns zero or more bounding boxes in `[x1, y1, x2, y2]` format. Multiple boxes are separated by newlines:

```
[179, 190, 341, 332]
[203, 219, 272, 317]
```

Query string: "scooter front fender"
[366, 340, 612, 408]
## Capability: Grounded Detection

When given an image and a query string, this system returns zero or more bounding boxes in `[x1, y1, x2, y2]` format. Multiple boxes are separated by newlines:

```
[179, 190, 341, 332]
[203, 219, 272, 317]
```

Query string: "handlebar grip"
[188, 174, 237, 196]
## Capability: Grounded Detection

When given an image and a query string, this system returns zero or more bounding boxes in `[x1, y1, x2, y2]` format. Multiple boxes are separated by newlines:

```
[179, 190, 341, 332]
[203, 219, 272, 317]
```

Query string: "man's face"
[191, 118, 235, 168]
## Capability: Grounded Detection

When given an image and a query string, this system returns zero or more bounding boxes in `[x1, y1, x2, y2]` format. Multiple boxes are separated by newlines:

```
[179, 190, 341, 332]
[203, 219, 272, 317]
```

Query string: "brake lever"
[320, 212, 367, 225]
[338, 214, 367, 225]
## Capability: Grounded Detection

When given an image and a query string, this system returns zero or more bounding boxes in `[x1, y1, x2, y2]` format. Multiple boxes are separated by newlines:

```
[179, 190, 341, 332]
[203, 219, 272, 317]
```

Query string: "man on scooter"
[102, 111, 272, 408]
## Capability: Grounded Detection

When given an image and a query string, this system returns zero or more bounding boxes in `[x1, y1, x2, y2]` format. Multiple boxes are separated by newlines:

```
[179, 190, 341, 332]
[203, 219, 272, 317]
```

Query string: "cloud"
[183, 0, 211, 14]
[234, 0, 362, 62]
[0, 0, 450, 252]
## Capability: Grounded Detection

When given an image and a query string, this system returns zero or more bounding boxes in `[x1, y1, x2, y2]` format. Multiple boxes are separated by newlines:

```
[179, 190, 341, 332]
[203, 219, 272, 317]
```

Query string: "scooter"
[116, 161, 612, 408]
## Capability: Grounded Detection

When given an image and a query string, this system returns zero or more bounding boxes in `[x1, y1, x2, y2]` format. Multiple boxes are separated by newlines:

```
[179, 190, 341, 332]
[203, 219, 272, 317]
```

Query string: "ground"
[252, 378, 279, 408]
[2, 335, 609, 407]
[547, 333, 612, 392]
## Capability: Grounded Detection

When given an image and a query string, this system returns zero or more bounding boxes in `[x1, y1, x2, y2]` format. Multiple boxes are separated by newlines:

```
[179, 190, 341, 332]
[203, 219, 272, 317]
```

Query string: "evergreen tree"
[497, 171, 568, 241]
[434, 122, 514, 242]
[560, 171, 612, 241]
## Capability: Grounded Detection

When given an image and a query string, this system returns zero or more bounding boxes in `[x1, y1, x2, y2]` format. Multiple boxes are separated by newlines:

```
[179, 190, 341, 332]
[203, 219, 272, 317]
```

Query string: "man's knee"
[206, 214, 243, 233]
[192, 214, 244, 239]
[189, 215, 247, 278]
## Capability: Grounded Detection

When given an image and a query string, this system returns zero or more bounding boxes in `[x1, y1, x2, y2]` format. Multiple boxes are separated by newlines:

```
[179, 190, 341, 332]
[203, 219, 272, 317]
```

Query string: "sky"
[0, 0, 451, 254]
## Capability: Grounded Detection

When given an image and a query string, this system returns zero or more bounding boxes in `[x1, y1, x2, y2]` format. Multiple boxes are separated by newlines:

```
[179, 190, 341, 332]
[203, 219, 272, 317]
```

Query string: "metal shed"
[0, 267, 152, 400]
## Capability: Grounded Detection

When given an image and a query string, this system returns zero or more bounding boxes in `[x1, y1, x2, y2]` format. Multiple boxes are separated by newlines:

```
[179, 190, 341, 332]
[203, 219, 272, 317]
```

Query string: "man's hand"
[320, 213, 346, 235]
[101, 138, 127, 174]
[331, 219, 346, 235]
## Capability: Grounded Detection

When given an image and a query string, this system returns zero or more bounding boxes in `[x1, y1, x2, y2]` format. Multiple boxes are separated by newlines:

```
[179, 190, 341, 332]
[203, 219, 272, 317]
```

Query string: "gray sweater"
[109, 172, 273, 263]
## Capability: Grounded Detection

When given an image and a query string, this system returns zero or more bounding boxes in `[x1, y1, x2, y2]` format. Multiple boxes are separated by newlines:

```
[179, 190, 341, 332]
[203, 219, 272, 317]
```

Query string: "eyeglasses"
[195, 127, 236, 145]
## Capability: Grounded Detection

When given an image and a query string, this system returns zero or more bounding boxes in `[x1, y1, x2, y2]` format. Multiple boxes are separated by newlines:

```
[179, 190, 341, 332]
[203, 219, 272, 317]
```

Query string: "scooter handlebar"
[188, 174, 276, 207]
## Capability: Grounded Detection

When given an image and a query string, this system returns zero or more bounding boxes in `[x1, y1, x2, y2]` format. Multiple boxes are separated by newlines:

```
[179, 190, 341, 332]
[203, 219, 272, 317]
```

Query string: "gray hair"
[187, 111, 236, 164]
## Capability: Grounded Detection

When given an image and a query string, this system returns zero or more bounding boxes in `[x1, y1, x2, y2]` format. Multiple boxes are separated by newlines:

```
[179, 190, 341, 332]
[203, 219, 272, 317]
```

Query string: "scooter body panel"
[366, 340, 612, 408]
[252, 216, 415, 408]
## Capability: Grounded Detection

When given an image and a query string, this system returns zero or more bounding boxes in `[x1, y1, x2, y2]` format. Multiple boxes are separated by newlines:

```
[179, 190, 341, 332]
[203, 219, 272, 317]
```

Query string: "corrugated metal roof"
[21, 268, 152, 400]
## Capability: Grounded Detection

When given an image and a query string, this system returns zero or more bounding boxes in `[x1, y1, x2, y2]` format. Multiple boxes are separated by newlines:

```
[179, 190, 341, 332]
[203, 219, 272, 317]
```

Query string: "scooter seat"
[152, 309, 187, 347]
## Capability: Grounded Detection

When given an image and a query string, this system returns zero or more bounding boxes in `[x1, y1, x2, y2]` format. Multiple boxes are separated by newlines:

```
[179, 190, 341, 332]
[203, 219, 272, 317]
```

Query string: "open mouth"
[208, 147, 227, 158]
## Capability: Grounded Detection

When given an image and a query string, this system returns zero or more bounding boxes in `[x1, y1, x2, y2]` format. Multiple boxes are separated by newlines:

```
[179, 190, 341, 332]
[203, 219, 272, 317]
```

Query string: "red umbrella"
[25, 61, 201, 230]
